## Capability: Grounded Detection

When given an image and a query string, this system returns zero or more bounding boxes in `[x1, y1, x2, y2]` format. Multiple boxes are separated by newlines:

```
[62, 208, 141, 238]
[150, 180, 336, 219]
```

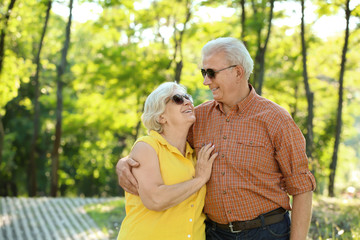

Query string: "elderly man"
[116, 37, 316, 240]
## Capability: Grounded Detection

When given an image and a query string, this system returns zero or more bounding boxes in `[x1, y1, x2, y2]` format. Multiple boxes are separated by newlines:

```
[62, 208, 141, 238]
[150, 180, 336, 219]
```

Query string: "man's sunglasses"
[201, 65, 237, 79]
[167, 94, 193, 105]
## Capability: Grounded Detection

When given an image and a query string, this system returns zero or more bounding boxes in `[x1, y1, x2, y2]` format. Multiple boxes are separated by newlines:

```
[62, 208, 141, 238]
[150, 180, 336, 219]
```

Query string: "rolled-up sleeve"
[275, 118, 316, 196]
[286, 170, 316, 195]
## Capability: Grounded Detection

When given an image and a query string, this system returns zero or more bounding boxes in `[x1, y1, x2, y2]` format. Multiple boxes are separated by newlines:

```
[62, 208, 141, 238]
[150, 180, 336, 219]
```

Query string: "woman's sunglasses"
[168, 94, 193, 105]
[201, 65, 237, 79]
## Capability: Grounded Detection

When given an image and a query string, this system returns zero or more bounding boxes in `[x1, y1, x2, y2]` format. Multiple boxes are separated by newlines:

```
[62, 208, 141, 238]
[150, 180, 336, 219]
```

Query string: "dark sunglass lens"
[201, 69, 216, 78]
[201, 69, 206, 78]
[172, 94, 184, 105]
[207, 69, 215, 78]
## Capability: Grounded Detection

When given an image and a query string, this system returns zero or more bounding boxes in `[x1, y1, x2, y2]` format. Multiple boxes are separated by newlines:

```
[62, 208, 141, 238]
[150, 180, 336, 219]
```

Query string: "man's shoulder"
[256, 96, 292, 120]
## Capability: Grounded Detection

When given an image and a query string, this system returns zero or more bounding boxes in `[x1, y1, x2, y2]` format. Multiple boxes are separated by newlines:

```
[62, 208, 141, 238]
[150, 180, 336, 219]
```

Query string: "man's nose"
[203, 75, 212, 85]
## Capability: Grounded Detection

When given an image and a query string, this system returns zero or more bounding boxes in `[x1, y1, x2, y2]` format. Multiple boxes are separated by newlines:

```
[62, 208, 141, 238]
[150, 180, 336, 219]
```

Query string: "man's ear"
[236, 65, 244, 79]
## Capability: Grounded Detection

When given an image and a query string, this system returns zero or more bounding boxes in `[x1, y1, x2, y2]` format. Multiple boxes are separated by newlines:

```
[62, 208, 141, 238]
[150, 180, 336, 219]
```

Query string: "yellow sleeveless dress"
[117, 130, 206, 240]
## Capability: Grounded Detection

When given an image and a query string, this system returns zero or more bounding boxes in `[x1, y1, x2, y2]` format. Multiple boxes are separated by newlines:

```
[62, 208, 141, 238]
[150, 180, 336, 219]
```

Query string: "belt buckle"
[229, 222, 242, 233]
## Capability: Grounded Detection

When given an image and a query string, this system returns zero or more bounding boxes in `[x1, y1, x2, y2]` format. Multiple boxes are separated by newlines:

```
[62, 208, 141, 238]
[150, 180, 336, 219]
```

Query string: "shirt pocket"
[232, 138, 268, 167]
[237, 138, 265, 147]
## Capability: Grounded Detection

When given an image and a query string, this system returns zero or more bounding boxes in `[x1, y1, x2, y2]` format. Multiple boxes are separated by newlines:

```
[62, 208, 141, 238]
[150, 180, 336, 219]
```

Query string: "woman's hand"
[195, 143, 218, 184]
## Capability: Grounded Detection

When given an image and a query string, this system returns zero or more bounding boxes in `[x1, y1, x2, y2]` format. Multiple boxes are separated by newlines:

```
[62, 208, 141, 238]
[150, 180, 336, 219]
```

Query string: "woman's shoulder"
[130, 140, 158, 163]
[132, 133, 161, 156]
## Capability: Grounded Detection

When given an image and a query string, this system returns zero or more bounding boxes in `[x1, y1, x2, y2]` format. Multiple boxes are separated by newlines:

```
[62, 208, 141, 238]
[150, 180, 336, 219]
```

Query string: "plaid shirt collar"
[214, 84, 257, 115]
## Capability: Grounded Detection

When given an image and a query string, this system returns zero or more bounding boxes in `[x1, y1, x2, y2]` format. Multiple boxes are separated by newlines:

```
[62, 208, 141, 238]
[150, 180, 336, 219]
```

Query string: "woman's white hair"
[201, 37, 254, 80]
[141, 82, 187, 133]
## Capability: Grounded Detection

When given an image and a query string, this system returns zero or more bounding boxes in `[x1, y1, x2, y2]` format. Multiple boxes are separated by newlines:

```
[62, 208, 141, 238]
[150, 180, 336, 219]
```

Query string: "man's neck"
[221, 84, 251, 115]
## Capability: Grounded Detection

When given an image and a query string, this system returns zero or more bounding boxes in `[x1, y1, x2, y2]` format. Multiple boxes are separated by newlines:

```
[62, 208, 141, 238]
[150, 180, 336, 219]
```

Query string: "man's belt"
[207, 208, 287, 233]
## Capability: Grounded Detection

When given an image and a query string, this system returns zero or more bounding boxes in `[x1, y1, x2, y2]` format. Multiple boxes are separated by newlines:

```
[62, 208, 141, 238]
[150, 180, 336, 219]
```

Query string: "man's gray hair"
[201, 37, 254, 80]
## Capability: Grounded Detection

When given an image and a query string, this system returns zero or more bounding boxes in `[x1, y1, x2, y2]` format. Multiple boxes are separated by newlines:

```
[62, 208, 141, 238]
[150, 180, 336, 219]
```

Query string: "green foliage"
[0, 0, 359, 198]
[0, 51, 33, 114]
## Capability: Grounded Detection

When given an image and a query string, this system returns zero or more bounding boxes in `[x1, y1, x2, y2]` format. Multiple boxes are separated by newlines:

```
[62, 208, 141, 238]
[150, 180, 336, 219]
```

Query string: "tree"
[0, 0, 17, 168]
[240, 0, 247, 46]
[150, 0, 194, 83]
[0, 117, 3, 167]
[172, 0, 192, 83]
[50, 0, 73, 197]
[27, 0, 52, 197]
[251, 0, 275, 95]
[0, 0, 16, 74]
[300, 0, 314, 160]
[328, 0, 352, 197]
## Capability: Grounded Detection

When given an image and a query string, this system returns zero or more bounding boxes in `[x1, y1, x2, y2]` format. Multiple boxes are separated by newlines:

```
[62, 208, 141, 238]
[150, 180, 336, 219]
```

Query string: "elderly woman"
[117, 82, 217, 240]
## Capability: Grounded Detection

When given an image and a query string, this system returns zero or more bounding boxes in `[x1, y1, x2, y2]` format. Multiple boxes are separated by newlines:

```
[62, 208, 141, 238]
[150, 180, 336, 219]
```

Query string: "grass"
[84, 196, 360, 240]
[309, 196, 360, 240]
[83, 199, 126, 240]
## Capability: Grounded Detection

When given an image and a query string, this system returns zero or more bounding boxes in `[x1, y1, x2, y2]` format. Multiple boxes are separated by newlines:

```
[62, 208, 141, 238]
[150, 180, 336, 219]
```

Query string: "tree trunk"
[290, 82, 298, 120]
[252, 0, 274, 95]
[328, 0, 351, 197]
[133, 99, 145, 142]
[300, 0, 314, 160]
[0, 0, 17, 166]
[174, 60, 183, 83]
[28, 0, 52, 197]
[240, 0, 247, 47]
[0, 0, 16, 75]
[250, 0, 258, 90]
[50, 0, 73, 197]
[0, 115, 4, 166]
[173, 0, 191, 83]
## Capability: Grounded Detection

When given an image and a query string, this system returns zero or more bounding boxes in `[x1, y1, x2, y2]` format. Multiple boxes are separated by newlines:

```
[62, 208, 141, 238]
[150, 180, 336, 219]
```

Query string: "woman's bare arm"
[131, 142, 217, 211]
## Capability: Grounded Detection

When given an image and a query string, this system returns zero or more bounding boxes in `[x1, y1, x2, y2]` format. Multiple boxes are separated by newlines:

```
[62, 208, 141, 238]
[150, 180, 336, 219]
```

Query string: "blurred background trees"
[0, 0, 359, 198]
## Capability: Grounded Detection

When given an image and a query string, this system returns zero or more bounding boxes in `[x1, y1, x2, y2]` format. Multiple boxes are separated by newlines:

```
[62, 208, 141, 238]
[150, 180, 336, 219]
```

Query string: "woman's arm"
[131, 142, 217, 211]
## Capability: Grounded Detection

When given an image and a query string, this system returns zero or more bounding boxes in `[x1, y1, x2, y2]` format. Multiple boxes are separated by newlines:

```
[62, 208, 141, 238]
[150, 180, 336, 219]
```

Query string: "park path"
[0, 197, 119, 240]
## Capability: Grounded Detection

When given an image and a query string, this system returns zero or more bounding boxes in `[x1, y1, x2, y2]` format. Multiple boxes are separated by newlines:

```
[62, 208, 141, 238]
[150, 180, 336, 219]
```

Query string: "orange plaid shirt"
[188, 84, 316, 224]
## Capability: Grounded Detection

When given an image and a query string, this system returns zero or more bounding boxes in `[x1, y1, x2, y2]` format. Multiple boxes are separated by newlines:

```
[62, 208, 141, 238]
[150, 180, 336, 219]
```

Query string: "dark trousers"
[206, 212, 291, 240]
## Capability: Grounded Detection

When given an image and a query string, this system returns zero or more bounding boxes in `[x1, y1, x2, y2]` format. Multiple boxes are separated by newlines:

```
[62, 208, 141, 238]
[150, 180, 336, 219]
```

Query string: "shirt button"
[221, 172, 225, 176]
[190, 204, 194, 207]
[221, 154, 225, 158]
[228, 210, 231, 214]
[223, 135, 227, 139]
[223, 191, 226, 194]
[250, 141, 253, 145]
[189, 218, 193, 222]
[226, 119, 230, 122]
